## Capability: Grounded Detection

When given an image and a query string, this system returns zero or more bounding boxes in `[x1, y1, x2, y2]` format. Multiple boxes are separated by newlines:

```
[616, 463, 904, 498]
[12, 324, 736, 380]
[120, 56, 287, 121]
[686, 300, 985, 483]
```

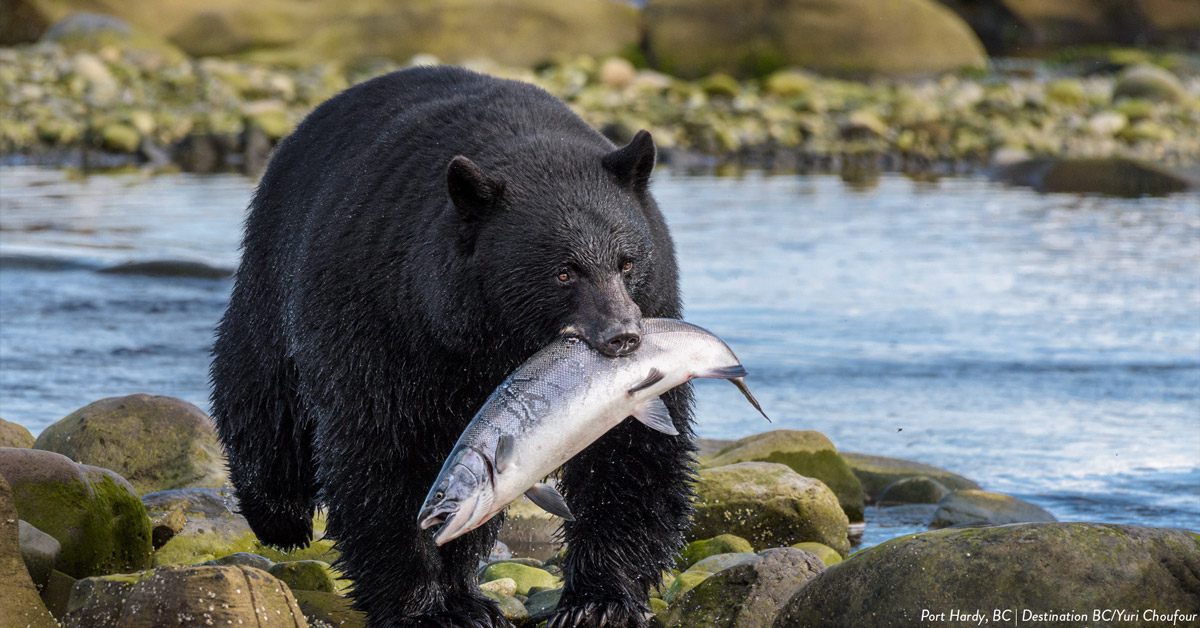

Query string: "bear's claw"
[547, 600, 651, 628]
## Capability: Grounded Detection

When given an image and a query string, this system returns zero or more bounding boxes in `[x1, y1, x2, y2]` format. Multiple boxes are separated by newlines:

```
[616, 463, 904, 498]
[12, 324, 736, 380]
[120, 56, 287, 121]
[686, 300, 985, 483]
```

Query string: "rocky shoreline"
[3, 396, 1197, 627]
[3, 14, 1200, 197]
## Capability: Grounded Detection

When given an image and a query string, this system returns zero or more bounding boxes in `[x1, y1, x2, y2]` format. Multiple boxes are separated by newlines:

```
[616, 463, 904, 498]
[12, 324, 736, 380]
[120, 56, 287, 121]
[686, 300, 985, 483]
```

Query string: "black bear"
[210, 66, 694, 628]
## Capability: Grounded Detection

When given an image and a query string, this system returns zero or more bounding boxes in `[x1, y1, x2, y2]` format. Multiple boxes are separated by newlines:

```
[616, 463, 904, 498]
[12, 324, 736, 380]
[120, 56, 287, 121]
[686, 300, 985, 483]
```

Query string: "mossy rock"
[773, 523, 1200, 627]
[840, 452, 979, 504]
[482, 590, 530, 625]
[62, 570, 150, 627]
[930, 490, 1056, 528]
[644, 0, 986, 79]
[67, 564, 308, 627]
[0, 448, 153, 579]
[269, 559, 336, 593]
[676, 534, 754, 570]
[663, 569, 712, 604]
[705, 431, 864, 522]
[687, 552, 757, 574]
[99, 123, 140, 153]
[664, 548, 823, 628]
[1112, 64, 1187, 104]
[0, 417, 35, 447]
[0, 474, 59, 628]
[789, 542, 842, 567]
[481, 562, 560, 596]
[293, 589, 366, 628]
[35, 394, 227, 495]
[524, 586, 563, 624]
[692, 462, 850, 555]
[878, 476, 950, 506]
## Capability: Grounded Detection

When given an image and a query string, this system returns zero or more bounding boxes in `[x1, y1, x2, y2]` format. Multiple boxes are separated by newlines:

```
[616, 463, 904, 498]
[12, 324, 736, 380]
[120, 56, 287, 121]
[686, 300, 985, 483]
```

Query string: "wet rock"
[19, 519, 62, 587]
[173, 132, 229, 173]
[774, 523, 1200, 627]
[687, 552, 757, 574]
[269, 559, 337, 593]
[97, 259, 233, 279]
[643, 0, 986, 79]
[0, 474, 59, 628]
[65, 564, 308, 628]
[0, 448, 153, 579]
[705, 430, 864, 522]
[482, 590, 529, 625]
[481, 561, 560, 596]
[692, 462, 850, 555]
[525, 587, 563, 624]
[878, 475, 951, 506]
[676, 534, 754, 570]
[35, 394, 228, 494]
[0, 417, 35, 447]
[841, 452, 980, 504]
[40, 568, 77, 619]
[789, 541, 842, 567]
[663, 570, 712, 604]
[498, 492, 563, 561]
[293, 590, 366, 628]
[204, 552, 275, 571]
[149, 508, 185, 550]
[991, 157, 1192, 197]
[930, 489, 1056, 528]
[1113, 64, 1187, 104]
[480, 576, 517, 597]
[664, 548, 824, 628]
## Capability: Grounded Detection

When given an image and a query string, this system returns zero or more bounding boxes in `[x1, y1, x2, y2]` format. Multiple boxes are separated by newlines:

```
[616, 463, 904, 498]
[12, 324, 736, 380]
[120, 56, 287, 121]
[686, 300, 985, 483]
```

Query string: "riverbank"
[3, 37, 1199, 181]
[5, 401, 1197, 627]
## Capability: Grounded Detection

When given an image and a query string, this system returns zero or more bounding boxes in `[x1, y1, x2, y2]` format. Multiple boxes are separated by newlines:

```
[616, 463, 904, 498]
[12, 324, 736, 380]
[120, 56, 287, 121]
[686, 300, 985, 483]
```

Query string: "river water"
[1, 166, 1197, 546]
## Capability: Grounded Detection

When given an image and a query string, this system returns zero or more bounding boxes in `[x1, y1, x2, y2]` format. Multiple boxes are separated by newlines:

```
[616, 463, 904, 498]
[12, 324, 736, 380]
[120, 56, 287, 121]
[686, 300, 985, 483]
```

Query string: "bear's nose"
[603, 331, 641, 357]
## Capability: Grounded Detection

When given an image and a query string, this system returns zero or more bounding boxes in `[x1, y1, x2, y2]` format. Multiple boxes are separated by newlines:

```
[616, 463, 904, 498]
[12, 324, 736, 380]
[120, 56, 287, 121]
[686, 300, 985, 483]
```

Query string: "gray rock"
[773, 523, 1200, 627]
[525, 587, 564, 624]
[930, 489, 1056, 528]
[663, 548, 825, 628]
[98, 260, 232, 279]
[203, 552, 274, 571]
[18, 519, 61, 587]
[878, 475, 950, 506]
[841, 452, 980, 504]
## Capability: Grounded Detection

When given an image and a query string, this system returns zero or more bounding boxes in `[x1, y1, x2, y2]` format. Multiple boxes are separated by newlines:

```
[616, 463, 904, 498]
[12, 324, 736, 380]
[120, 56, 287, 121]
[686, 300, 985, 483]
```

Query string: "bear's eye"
[557, 270, 571, 283]
[621, 260, 634, 273]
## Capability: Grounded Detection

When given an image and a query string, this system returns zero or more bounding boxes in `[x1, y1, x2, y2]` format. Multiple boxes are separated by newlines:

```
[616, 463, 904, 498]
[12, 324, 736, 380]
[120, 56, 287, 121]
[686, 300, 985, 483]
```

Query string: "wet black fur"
[210, 66, 695, 628]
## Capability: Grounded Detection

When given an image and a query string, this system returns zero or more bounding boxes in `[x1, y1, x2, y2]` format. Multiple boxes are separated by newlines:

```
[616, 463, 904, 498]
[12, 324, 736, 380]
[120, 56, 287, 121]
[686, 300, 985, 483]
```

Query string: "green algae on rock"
[1, 418, 36, 447]
[481, 561, 561, 596]
[0, 474, 59, 628]
[675, 533, 754, 571]
[878, 475, 951, 506]
[691, 462, 850, 555]
[293, 589, 367, 628]
[704, 430, 864, 522]
[0, 447, 153, 579]
[840, 451, 980, 504]
[930, 489, 1057, 528]
[269, 559, 337, 593]
[773, 523, 1200, 628]
[35, 394, 228, 494]
[788, 541, 842, 567]
[664, 548, 824, 628]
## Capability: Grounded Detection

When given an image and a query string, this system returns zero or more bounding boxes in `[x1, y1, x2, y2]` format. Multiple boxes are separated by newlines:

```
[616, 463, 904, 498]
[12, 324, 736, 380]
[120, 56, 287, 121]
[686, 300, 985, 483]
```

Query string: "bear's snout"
[600, 323, 642, 357]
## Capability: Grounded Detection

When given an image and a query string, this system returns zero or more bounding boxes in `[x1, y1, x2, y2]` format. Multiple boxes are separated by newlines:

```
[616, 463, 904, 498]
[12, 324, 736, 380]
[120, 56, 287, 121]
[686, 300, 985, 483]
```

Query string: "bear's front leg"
[550, 385, 695, 628]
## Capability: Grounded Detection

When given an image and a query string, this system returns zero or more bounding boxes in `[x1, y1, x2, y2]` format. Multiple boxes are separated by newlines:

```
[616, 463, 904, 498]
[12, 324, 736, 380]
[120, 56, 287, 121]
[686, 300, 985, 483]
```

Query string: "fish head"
[417, 447, 496, 545]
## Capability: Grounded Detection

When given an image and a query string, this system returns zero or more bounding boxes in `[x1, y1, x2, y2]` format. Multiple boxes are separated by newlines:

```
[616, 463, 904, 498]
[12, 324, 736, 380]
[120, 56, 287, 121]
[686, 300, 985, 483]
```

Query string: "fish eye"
[435, 490, 445, 500]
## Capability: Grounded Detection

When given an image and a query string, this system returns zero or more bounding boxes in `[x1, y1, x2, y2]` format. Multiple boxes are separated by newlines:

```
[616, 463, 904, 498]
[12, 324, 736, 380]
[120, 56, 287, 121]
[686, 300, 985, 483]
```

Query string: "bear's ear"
[447, 156, 506, 219]
[602, 130, 656, 192]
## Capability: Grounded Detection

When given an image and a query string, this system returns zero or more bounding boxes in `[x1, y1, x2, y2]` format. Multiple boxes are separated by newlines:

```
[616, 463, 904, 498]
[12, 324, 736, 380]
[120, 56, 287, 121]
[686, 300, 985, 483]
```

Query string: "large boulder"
[937, 0, 1200, 56]
[0, 447, 153, 579]
[64, 564, 309, 628]
[704, 430, 864, 522]
[929, 489, 1056, 528]
[691, 462, 850, 555]
[35, 394, 228, 495]
[663, 548, 825, 628]
[9, 1, 640, 68]
[643, 0, 987, 79]
[0, 474, 59, 628]
[774, 523, 1200, 627]
[0, 417, 35, 447]
[840, 452, 980, 504]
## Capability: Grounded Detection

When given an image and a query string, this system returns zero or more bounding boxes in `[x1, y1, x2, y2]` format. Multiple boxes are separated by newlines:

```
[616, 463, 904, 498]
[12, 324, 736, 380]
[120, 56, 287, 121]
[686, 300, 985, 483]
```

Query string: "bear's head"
[445, 130, 665, 359]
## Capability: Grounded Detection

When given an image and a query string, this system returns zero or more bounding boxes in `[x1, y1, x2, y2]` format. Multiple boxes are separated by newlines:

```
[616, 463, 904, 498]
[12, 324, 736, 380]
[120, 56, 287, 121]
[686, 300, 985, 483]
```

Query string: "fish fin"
[525, 483, 575, 521]
[696, 364, 748, 379]
[627, 367, 665, 395]
[495, 434, 515, 474]
[730, 377, 770, 421]
[632, 396, 679, 435]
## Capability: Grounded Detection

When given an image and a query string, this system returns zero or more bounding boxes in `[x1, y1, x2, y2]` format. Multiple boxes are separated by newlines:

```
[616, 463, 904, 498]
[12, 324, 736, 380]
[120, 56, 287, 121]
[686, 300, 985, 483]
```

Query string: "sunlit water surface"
[2, 166, 1197, 547]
